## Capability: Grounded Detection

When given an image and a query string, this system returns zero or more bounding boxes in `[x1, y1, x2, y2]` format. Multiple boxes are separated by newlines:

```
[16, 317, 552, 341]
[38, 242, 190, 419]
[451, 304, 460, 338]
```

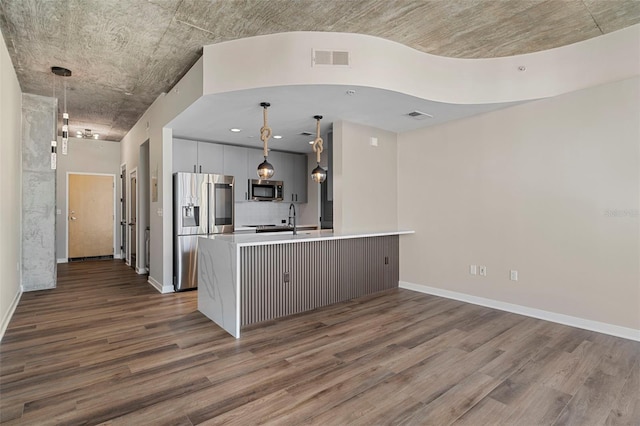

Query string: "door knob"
[70, 216, 77, 221]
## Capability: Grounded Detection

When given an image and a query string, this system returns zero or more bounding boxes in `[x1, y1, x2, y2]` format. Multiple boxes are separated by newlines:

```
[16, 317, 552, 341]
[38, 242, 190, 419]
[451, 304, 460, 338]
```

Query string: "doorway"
[120, 164, 127, 261]
[67, 173, 116, 261]
[128, 169, 137, 269]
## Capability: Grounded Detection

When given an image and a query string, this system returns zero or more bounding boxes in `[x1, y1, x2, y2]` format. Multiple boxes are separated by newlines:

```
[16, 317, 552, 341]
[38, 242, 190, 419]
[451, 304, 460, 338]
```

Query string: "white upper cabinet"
[223, 145, 248, 202]
[172, 138, 199, 173]
[172, 138, 223, 174]
[278, 152, 307, 203]
[197, 142, 224, 174]
[246, 148, 267, 181]
[291, 153, 308, 204]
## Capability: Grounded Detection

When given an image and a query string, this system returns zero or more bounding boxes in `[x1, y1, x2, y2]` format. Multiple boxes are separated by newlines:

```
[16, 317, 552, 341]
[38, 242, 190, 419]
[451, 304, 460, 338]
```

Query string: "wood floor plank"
[554, 368, 628, 426]
[1, 260, 638, 425]
[605, 359, 640, 425]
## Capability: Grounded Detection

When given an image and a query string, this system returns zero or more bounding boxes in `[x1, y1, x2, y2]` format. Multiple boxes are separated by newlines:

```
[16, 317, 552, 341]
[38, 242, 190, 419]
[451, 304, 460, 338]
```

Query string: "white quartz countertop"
[200, 229, 414, 247]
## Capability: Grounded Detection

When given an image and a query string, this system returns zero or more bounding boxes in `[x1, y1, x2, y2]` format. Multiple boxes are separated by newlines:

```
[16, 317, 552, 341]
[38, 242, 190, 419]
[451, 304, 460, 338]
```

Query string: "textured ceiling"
[1, 0, 639, 142]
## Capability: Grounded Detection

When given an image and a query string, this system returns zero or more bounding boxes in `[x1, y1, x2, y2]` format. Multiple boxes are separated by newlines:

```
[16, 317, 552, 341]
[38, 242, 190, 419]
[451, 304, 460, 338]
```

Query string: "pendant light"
[51, 66, 72, 155]
[50, 70, 57, 169]
[256, 102, 275, 179]
[311, 115, 327, 183]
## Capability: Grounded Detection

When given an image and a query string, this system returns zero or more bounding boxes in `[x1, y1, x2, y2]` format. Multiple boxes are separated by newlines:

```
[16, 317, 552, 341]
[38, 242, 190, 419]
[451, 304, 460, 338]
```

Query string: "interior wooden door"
[68, 174, 114, 259]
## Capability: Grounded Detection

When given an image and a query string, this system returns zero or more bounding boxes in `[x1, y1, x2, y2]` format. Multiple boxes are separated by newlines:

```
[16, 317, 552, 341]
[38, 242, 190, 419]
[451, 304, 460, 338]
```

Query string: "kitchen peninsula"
[198, 230, 414, 337]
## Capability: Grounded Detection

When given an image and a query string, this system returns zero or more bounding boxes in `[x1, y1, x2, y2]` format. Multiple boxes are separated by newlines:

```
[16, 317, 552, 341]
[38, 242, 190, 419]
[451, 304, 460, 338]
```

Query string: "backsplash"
[235, 202, 293, 226]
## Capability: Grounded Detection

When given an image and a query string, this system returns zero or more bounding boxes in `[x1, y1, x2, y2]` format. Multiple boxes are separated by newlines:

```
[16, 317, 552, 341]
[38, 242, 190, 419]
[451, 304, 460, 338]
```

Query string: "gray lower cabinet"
[239, 235, 399, 326]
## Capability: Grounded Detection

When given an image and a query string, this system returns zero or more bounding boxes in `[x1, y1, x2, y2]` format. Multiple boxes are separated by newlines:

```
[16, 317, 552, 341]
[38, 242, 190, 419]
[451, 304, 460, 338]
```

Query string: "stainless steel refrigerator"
[173, 172, 234, 291]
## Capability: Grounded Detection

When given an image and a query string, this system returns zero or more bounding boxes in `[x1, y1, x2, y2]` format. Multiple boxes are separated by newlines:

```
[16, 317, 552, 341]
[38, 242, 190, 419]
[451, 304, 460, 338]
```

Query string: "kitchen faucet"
[288, 203, 297, 235]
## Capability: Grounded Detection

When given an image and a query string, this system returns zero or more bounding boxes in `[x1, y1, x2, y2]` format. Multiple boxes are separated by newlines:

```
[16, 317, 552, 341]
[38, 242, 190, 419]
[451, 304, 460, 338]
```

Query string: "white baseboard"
[114, 253, 122, 259]
[0, 288, 22, 342]
[148, 276, 174, 294]
[399, 281, 640, 342]
[57, 258, 68, 264]
[136, 267, 148, 275]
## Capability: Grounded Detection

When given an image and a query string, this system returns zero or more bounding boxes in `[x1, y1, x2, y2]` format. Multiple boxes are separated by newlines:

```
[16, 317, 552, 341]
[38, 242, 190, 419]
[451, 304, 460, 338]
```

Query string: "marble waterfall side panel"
[198, 237, 239, 338]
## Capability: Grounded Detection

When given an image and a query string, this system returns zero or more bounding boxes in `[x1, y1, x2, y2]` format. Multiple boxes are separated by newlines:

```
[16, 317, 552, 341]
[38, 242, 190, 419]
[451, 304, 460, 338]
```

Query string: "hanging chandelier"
[51, 66, 72, 155]
[310, 115, 327, 183]
[257, 102, 275, 179]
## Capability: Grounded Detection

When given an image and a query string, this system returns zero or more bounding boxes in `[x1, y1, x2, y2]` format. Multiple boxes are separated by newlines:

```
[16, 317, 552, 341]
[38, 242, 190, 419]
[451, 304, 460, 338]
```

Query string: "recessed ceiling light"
[94, 134, 100, 139]
[308, 140, 314, 144]
[76, 130, 82, 135]
[229, 128, 242, 132]
[273, 135, 282, 139]
[76, 135, 82, 139]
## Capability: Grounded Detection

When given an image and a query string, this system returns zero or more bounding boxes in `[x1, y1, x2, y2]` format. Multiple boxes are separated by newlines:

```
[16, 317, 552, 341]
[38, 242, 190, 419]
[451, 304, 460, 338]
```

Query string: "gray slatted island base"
[197, 230, 414, 337]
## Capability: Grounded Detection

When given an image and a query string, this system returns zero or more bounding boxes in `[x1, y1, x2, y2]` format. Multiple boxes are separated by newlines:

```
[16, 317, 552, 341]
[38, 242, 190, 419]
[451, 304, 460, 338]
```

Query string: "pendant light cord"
[312, 116, 323, 163]
[260, 105, 272, 157]
[52, 72, 56, 132]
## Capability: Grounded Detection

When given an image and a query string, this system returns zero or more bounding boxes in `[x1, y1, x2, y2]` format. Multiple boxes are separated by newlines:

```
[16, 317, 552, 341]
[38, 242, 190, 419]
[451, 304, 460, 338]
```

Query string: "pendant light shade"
[257, 157, 275, 179]
[310, 115, 327, 183]
[311, 164, 327, 183]
[257, 102, 275, 179]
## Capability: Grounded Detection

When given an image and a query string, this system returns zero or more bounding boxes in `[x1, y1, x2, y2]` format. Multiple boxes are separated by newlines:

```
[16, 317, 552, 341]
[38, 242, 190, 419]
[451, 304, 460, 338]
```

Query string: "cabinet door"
[246, 148, 266, 181]
[197, 142, 224, 174]
[270, 152, 293, 201]
[223, 145, 248, 202]
[172, 138, 198, 173]
[291, 153, 308, 203]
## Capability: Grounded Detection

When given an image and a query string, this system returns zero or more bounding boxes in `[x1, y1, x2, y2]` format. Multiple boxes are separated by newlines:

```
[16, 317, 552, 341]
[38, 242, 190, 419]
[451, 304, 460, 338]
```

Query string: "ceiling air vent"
[300, 131, 314, 136]
[313, 49, 350, 67]
[407, 110, 433, 120]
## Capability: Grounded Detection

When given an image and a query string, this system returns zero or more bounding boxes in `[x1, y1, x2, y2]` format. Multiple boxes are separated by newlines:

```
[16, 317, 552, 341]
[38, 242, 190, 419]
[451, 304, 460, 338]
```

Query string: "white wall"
[398, 77, 640, 332]
[333, 120, 398, 233]
[120, 58, 203, 291]
[0, 29, 23, 338]
[55, 138, 122, 261]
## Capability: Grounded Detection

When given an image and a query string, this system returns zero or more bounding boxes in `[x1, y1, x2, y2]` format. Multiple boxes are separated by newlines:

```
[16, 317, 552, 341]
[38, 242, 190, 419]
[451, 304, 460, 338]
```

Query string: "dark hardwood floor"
[1, 260, 638, 425]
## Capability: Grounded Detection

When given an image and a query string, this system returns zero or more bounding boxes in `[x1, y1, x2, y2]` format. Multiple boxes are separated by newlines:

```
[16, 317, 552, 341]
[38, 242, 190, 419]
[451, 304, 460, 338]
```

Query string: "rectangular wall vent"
[313, 49, 350, 67]
[407, 110, 433, 120]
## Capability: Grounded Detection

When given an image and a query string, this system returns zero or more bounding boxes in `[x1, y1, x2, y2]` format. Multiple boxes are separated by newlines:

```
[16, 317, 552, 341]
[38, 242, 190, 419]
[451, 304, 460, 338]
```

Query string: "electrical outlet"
[479, 266, 487, 276]
[510, 270, 518, 281]
[470, 265, 477, 275]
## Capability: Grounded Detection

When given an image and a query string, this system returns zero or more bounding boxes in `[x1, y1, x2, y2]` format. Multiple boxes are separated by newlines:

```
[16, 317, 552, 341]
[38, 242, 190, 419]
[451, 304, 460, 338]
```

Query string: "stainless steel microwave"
[249, 179, 283, 201]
